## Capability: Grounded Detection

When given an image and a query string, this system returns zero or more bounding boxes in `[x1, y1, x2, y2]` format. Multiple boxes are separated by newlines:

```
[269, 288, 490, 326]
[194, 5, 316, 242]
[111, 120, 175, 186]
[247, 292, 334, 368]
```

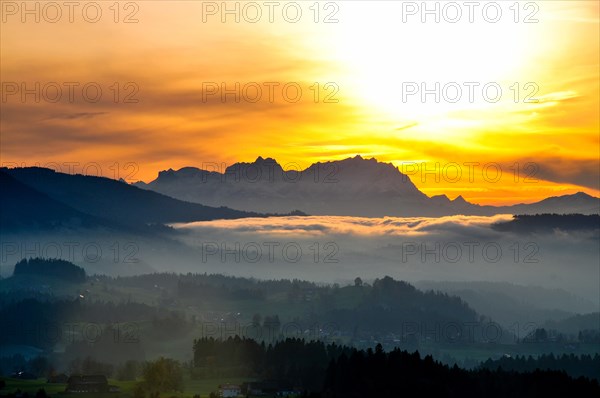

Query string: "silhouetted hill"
[414, 280, 597, 329]
[134, 156, 600, 216]
[13, 258, 86, 283]
[492, 214, 600, 234]
[506, 192, 600, 215]
[0, 170, 104, 231]
[543, 313, 600, 335]
[3, 167, 268, 227]
[316, 276, 492, 342]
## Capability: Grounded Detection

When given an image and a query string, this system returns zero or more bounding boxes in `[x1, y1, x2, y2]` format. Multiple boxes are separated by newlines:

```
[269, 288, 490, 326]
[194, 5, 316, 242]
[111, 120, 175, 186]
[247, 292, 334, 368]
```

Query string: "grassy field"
[0, 376, 253, 398]
[1, 378, 67, 395]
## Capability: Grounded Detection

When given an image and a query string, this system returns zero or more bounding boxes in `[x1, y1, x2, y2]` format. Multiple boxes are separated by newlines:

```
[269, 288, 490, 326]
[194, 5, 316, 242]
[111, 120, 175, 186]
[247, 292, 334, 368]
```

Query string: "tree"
[252, 313, 262, 328]
[29, 356, 50, 377]
[354, 277, 363, 287]
[117, 360, 141, 381]
[263, 315, 281, 340]
[132, 383, 145, 398]
[142, 357, 183, 394]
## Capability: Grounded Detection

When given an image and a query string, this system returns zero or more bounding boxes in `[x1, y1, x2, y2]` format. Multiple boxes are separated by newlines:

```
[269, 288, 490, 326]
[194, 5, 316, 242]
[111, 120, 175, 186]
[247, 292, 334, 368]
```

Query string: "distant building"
[276, 390, 301, 397]
[66, 375, 109, 393]
[11, 371, 37, 380]
[109, 385, 121, 393]
[218, 384, 241, 397]
[242, 380, 298, 396]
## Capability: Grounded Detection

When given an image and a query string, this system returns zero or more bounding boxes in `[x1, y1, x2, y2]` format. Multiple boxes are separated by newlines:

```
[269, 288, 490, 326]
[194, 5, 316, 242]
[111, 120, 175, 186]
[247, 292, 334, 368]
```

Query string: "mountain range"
[3, 156, 598, 232]
[133, 156, 600, 217]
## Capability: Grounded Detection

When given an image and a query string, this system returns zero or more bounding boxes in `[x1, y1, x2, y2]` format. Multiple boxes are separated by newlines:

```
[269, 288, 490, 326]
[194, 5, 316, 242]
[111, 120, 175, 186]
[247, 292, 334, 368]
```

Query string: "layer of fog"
[1, 214, 598, 315]
[171, 215, 599, 309]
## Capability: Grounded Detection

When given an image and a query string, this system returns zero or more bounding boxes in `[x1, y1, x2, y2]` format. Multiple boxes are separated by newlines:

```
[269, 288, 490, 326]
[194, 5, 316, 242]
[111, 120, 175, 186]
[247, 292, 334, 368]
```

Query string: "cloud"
[45, 112, 108, 120]
[173, 214, 514, 239]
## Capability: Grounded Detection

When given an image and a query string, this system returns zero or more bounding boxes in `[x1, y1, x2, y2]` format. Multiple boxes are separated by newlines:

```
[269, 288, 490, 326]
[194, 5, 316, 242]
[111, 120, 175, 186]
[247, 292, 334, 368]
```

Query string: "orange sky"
[1, 1, 598, 205]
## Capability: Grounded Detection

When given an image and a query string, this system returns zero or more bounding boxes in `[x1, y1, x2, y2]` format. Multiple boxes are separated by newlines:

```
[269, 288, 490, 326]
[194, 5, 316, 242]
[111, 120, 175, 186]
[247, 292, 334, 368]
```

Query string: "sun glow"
[329, 2, 552, 129]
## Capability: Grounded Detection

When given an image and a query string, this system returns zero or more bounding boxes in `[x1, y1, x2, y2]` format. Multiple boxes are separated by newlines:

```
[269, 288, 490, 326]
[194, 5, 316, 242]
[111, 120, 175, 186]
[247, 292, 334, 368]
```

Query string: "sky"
[1, 0, 599, 205]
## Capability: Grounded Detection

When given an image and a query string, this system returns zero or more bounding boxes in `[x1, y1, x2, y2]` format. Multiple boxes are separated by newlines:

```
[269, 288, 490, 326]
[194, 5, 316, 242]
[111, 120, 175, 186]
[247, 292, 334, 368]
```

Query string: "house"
[242, 380, 298, 396]
[218, 384, 241, 397]
[109, 385, 121, 393]
[66, 375, 109, 393]
[276, 390, 301, 397]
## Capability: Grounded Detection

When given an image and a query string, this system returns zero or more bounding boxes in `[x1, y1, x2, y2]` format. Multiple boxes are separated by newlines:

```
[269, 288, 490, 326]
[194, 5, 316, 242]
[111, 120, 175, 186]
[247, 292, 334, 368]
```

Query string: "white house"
[219, 384, 241, 398]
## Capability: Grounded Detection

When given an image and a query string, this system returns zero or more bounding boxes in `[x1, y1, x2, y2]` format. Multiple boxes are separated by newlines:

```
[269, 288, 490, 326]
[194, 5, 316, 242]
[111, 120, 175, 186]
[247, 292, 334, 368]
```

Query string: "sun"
[326, 1, 546, 125]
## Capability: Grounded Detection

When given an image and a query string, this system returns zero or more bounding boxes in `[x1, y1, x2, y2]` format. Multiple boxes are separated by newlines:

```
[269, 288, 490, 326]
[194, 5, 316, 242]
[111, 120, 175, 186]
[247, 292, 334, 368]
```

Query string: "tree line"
[192, 336, 600, 397]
